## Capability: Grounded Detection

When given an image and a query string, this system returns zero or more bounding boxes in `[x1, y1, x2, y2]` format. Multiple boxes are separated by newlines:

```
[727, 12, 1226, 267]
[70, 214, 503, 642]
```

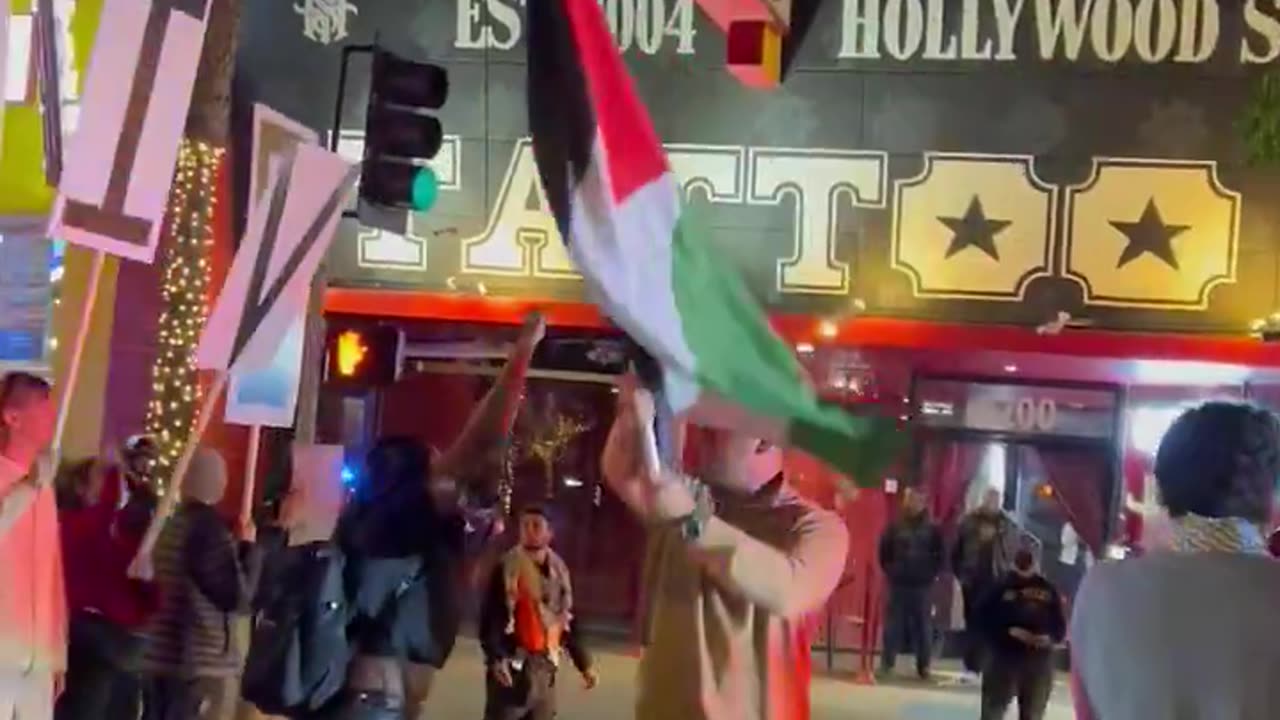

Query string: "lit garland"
[143, 139, 224, 491]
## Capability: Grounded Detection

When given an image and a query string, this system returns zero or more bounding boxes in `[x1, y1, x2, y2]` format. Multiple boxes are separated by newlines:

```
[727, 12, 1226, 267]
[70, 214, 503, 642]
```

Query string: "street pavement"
[420, 639, 1076, 719]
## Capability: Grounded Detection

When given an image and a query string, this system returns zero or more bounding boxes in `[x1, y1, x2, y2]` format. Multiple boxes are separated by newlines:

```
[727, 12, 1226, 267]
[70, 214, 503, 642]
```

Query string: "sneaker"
[917, 669, 933, 683]
[958, 671, 981, 686]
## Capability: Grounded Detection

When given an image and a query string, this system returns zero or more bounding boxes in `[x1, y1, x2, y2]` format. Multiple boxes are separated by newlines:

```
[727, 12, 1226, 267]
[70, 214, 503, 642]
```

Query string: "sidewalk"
[421, 638, 1076, 719]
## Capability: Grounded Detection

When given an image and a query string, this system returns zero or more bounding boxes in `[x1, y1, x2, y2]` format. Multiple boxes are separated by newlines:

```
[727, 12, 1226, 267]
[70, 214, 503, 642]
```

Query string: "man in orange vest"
[479, 505, 597, 720]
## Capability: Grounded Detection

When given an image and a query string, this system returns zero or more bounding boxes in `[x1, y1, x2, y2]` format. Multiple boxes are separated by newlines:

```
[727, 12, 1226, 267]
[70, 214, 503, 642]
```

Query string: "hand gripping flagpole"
[626, 339, 677, 472]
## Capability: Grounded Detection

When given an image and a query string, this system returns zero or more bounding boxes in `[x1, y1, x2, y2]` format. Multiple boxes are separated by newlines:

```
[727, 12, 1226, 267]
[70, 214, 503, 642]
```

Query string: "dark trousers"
[980, 650, 1055, 720]
[960, 579, 993, 674]
[56, 612, 146, 720]
[880, 585, 931, 675]
[483, 656, 557, 720]
[142, 675, 237, 720]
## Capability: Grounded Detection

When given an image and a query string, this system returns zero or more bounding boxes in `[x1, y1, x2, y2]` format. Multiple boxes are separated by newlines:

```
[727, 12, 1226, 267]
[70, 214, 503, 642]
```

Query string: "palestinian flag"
[527, 0, 901, 488]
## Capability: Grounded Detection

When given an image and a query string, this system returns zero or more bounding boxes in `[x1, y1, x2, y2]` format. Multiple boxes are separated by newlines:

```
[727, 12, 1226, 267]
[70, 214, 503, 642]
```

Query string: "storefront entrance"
[913, 377, 1123, 610]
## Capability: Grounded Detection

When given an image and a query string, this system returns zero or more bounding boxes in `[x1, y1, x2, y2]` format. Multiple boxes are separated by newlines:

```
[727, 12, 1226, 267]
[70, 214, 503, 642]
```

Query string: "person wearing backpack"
[139, 448, 263, 720]
[247, 314, 542, 720]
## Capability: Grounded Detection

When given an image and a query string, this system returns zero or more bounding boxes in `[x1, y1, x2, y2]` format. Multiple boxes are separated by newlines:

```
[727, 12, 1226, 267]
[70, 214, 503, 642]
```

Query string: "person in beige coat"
[601, 380, 848, 720]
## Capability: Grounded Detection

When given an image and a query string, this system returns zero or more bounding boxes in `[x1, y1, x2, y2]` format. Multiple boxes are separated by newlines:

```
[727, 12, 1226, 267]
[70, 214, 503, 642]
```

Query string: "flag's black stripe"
[527, 0, 596, 243]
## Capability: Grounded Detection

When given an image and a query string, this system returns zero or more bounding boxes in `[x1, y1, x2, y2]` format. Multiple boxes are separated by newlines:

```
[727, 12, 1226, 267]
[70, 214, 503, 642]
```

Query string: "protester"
[479, 505, 596, 720]
[140, 447, 263, 720]
[0, 373, 61, 720]
[877, 487, 943, 681]
[54, 456, 159, 720]
[951, 487, 1016, 681]
[977, 547, 1065, 720]
[600, 380, 847, 720]
[1071, 402, 1280, 719]
[313, 313, 542, 720]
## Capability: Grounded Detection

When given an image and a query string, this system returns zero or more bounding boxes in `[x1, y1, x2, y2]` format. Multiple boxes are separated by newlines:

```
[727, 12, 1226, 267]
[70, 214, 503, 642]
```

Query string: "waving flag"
[526, 0, 901, 487]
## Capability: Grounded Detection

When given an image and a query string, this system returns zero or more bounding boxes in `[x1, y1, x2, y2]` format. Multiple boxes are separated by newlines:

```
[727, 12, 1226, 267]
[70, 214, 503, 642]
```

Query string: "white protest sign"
[48, 0, 212, 262]
[223, 104, 320, 428]
[196, 142, 356, 373]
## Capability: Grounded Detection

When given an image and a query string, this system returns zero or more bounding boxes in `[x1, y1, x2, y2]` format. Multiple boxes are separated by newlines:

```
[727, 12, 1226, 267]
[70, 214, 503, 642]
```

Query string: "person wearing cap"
[976, 547, 1065, 720]
[138, 447, 263, 720]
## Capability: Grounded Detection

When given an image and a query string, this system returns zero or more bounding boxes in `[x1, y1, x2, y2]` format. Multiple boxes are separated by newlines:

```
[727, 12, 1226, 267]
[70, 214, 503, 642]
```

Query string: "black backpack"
[241, 541, 352, 716]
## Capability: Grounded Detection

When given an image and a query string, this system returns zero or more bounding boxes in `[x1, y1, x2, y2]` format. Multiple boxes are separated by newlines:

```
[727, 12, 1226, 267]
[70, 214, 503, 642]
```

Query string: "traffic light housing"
[325, 325, 403, 388]
[359, 49, 449, 211]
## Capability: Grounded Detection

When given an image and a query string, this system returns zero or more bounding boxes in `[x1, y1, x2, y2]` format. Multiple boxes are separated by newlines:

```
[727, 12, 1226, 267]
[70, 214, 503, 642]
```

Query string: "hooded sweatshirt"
[636, 484, 847, 720]
[0, 454, 65, 675]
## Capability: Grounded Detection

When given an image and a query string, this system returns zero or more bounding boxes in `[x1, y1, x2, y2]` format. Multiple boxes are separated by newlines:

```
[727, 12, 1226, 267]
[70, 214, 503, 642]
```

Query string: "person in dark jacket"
[978, 548, 1065, 720]
[877, 487, 944, 680]
[139, 448, 263, 720]
[55, 456, 159, 720]
[951, 488, 1016, 679]
[479, 505, 595, 720]
[318, 313, 543, 720]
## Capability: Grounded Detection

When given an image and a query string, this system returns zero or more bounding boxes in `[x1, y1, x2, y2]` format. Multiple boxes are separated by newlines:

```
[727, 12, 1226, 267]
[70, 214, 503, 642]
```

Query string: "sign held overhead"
[197, 141, 357, 374]
[48, 0, 212, 263]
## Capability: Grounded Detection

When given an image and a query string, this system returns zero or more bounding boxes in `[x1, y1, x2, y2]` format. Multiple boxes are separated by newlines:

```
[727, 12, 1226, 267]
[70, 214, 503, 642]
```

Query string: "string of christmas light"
[143, 138, 224, 492]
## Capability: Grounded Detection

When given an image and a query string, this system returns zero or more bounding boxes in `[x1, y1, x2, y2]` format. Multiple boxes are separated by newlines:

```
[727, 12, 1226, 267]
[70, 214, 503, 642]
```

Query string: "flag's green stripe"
[668, 209, 903, 487]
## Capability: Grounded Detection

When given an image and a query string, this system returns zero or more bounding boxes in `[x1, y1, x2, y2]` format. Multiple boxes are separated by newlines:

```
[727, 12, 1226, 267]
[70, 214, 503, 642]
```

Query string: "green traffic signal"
[410, 166, 439, 212]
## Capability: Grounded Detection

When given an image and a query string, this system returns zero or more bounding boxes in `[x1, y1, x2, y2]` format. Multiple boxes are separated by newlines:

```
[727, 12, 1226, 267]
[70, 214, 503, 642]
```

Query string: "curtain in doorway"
[920, 441, 987, 534]
[1022, 447, 1109, 554]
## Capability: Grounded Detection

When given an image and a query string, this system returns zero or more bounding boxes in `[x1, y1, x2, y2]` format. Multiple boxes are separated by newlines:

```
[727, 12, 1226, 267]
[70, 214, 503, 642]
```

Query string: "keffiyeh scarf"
[502, 545, 573, 663]
[1170, 513, 1268, 555]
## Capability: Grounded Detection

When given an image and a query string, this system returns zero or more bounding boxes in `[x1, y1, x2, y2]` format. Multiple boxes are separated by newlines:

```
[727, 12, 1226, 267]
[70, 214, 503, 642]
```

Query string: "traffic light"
[326, 325, 403, 388]
[359, 49, 449, 211]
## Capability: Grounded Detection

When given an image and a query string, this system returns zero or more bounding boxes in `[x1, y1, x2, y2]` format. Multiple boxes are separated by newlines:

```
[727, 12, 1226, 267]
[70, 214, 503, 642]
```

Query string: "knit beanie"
[182, 447, 228, 506]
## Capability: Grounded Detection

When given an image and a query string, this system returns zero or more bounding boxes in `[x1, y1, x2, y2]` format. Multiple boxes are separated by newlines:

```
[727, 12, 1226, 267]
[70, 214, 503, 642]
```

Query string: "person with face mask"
[976, 548, 1065, 720]
[600, 379, 848, 720]
[877, 487, 944, 680]
[478, 505, 596, 720]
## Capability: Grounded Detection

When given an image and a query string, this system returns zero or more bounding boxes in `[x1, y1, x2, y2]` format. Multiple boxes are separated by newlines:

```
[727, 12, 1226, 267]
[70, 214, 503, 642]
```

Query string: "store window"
[0, 235, 61, 371]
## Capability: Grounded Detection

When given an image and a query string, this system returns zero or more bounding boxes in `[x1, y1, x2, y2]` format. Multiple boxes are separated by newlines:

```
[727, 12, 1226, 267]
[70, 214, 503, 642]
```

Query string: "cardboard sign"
[223, 105, 320, 428]
[48, 0, 212, 263]
[197, 142, 357, 373]
[284, 443, 345, 546]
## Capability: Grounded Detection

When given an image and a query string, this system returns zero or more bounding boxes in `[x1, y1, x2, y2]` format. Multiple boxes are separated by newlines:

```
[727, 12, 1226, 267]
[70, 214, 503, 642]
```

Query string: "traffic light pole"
[332, 43, 376, 218]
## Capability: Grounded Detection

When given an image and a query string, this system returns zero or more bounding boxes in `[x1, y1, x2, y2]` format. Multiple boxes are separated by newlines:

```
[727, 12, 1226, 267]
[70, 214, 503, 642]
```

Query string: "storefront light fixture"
[1003, 364, 1018, 373]
[1250, 313, 1280, 341]
[795, 342, 815, 355]
[817, 319, 838, 339]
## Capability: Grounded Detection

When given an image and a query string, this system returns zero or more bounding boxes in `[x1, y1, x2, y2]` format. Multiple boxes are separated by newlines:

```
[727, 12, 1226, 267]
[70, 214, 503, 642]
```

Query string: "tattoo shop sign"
[455, 0, 1280, 65]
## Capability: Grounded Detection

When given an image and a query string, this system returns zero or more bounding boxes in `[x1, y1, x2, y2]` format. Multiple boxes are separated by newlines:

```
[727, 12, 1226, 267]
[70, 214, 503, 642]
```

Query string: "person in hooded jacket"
[877, 487, 944, 680]
[139, 447, 262, 720]
[315, 313, 544, 720]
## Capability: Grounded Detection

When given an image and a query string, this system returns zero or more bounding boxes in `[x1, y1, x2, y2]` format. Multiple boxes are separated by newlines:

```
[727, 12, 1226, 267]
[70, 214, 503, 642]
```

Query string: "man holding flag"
[526, 0, 900, 715]
[602, 380, 845, 719]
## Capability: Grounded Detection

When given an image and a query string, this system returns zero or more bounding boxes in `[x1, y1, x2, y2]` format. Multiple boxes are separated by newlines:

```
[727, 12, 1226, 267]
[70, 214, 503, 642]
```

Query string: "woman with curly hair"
[1071, 402, 1280, 720]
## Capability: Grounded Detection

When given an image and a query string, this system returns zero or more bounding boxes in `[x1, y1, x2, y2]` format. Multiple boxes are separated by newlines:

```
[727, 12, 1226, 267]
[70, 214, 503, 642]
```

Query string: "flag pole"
[52, 250, 106, 456]
[128, 370, 229, 579]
